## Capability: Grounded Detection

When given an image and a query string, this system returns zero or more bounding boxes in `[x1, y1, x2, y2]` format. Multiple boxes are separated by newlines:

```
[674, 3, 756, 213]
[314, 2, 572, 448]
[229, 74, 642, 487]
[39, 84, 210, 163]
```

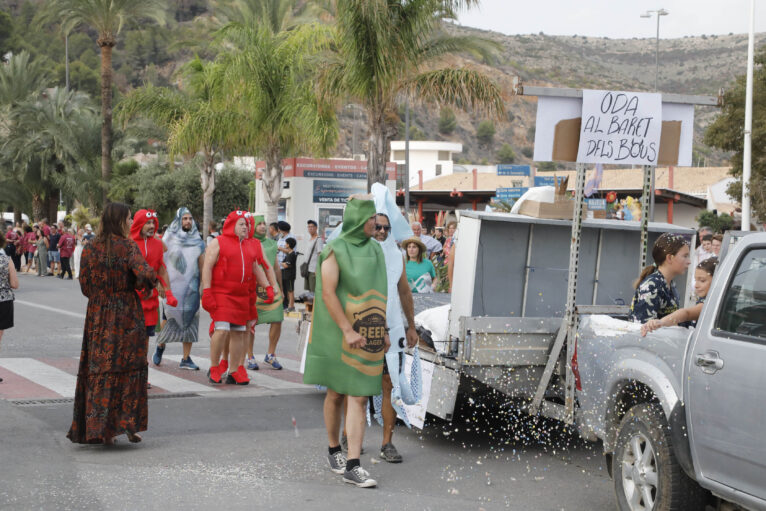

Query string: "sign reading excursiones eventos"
[576, 90, 662, 166]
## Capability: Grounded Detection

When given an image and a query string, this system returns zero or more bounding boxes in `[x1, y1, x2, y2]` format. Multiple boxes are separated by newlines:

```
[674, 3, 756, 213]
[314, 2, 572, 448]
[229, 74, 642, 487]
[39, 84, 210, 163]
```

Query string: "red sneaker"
[226, 365, 250, 385]
[218, 359, 229, 374]
[207, 366, 223, 384]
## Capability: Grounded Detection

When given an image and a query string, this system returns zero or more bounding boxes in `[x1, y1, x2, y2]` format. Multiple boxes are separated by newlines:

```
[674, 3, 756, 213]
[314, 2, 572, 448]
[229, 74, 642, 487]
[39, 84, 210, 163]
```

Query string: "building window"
[393, 150, 405, 160]
[435, 164, 442, 176]
[438, 151, 450, 161]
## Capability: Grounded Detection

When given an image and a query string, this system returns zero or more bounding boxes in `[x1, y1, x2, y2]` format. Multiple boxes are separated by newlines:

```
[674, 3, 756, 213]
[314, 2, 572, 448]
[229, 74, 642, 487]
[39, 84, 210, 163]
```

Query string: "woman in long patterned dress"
[67, 202, 157, 445]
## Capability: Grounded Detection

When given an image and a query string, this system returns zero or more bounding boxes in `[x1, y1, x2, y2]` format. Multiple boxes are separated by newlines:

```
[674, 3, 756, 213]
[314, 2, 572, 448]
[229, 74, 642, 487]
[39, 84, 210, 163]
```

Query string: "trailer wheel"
[613, 403, 706, 511]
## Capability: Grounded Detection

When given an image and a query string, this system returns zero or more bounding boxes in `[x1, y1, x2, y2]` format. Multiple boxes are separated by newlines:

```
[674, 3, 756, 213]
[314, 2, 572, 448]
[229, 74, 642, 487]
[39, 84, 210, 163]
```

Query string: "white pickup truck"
[415, 212, 766, 511]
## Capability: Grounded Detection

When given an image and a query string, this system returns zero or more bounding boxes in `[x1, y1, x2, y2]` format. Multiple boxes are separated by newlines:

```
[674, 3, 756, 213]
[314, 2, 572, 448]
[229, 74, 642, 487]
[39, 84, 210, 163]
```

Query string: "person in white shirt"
[304, 220, 324, 293]
[410, 222, 442, 257]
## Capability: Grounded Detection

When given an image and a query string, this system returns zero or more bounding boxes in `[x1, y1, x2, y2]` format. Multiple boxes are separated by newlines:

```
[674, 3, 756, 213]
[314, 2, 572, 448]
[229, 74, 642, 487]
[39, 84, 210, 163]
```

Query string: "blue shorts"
[49, 251, 60, 262]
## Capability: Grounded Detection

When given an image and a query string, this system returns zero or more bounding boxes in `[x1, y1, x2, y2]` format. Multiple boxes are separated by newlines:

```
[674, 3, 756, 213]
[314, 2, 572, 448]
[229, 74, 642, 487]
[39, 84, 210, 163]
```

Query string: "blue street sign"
[495, 187, 528, 201]
[586, 198, 607, 211]
[534, 175, 564, 187]
[497, 164, 531, 176]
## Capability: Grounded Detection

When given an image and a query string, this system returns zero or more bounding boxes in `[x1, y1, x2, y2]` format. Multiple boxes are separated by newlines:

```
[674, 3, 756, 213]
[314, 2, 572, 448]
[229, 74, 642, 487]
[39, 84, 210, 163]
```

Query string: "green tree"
[0, 10, 14, 54]
[1, 87, 100, 220]
[321, 0, 504, 189]
[696, 210, 734, 233]
[704, 46, 766, 219]
[496, 143, 516, 163]
[476, 120, 495, 147]
[438, 107, 457, 135]
[116, 58, 243, 236]
[217, 1, 338, 223]
[43, 0, 166, 205]
[55, 60, 99, 96]
[0, 50, 50, 107]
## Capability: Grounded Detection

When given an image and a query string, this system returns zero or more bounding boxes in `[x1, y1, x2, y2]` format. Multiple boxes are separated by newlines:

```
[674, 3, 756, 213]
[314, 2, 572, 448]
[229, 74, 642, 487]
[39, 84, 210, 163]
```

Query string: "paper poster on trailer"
[532, 93, 694, 166]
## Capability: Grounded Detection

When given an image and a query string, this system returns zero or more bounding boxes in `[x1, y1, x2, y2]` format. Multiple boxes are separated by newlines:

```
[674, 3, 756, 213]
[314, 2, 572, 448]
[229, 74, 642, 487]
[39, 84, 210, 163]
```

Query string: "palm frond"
[405, 67, 506, 119]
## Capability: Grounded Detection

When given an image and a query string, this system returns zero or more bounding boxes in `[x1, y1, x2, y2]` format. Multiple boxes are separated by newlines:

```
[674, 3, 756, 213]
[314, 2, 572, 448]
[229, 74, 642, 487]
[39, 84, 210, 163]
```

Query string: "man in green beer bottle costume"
[304, 196, 389, 488]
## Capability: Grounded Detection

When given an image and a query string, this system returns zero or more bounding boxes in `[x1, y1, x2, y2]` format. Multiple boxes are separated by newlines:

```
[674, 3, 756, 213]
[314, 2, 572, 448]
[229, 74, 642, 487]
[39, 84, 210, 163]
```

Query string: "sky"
[457, 0, 766, 39]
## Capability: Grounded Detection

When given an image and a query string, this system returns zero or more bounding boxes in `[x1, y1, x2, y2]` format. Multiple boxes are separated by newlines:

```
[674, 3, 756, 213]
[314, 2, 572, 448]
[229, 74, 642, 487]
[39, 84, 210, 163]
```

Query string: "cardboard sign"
[533, 94, 693, 166]
[577, 90, 662, 165]
[497, 164, 531, 176]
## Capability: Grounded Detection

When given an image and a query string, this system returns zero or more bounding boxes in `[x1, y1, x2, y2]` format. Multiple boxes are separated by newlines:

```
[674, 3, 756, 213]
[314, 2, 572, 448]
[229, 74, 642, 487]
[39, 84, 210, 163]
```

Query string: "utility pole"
[742, 0, 755, 231]
[65, 33, 70, 91]
[404, 100, 411, 215]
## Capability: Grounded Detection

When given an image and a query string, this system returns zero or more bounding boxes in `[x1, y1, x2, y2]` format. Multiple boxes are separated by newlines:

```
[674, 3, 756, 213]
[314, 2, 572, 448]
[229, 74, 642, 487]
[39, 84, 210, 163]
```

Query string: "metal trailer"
[419, 212, 696, 423]
[416, 84, 720, 425]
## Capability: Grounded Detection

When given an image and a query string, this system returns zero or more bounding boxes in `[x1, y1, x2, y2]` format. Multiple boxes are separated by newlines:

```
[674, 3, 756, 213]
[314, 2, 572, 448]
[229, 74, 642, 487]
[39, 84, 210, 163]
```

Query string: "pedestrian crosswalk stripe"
[147, 367, 216, 394]
[0, 358, 77, 398]
[162, 355, 307, 390]
[15, 300, 86, 319]
[253, 354, 301, 373]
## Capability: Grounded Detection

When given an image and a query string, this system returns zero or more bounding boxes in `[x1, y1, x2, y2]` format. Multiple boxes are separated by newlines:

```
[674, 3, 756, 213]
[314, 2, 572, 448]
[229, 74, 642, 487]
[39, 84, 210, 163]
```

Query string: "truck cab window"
[715, 248, 766, 341]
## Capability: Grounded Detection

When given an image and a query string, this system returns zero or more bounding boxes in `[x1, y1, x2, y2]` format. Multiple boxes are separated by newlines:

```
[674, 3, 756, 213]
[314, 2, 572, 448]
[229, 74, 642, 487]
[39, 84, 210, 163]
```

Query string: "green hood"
[338, 198, 376, 246]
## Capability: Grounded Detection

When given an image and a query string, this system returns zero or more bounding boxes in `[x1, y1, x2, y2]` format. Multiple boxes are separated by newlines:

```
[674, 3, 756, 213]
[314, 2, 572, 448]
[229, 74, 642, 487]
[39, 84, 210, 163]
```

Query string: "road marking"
[253, 353, 301, 373]
[0, 358, 77, 397]
[163, 355, 307, 390]
[147, 367, 217, 394]
[15, 300, 86, 320]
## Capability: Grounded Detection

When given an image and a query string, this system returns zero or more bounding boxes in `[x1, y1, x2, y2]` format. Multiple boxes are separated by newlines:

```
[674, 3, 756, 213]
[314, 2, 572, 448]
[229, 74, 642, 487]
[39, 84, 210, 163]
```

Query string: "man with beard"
[130, 210, 177, 349]
[153, 208, 206, 370]
[202, 210, 275, 385]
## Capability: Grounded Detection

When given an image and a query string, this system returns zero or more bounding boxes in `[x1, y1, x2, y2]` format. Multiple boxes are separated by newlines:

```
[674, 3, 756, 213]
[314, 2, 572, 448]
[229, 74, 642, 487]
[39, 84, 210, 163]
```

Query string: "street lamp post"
[640, 8, 668, 222]
[742, 0, 755, 231]
[640, 8, 669, 92]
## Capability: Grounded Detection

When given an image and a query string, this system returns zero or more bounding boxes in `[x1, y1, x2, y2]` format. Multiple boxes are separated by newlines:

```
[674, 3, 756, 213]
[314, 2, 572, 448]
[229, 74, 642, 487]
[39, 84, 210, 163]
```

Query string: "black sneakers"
[327, 450, 347, 475]
[343, 465, 377, 488]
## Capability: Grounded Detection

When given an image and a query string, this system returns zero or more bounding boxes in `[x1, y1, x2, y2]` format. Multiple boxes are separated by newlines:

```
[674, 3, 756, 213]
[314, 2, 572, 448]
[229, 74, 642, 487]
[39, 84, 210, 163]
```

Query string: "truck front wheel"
[613, 403, 706, 511]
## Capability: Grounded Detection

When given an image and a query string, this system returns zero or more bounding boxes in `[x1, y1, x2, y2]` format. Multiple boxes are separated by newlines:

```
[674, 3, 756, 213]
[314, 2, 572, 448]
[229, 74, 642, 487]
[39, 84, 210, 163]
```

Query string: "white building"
[389, 140, 462, 185]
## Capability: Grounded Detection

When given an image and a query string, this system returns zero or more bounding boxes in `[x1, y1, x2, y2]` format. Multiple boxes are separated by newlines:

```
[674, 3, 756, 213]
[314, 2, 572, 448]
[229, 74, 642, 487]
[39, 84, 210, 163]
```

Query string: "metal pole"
[404, 101, 411, 215]
[640, 165, 654, 271]
[655, 13, 660, 92]
[742, 0, 755, 231]
[65, 33, 70, 91]
[352, 107, 358, 156]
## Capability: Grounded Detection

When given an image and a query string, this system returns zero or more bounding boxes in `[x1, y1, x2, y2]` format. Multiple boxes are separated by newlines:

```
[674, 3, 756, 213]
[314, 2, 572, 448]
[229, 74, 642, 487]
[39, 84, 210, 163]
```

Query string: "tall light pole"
[640, 9, 669, 92]
[742, 0, 755, 231]
[641, 8, 668, 222]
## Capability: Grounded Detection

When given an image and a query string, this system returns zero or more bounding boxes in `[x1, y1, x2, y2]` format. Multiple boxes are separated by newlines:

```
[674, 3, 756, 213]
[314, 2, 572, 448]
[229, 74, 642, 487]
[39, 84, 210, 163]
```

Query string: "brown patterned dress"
[67, 235, 156, 444]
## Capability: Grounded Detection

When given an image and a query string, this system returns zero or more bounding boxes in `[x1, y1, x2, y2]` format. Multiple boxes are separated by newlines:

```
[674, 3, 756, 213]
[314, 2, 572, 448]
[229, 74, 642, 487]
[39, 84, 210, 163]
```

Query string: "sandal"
[127, 432, 142, 443]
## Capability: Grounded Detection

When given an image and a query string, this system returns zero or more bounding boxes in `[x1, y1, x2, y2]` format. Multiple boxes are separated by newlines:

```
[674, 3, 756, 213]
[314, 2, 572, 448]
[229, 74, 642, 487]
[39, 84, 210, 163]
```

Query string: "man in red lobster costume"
[131, 209, 177, 339]
[201, 210, 275, 384]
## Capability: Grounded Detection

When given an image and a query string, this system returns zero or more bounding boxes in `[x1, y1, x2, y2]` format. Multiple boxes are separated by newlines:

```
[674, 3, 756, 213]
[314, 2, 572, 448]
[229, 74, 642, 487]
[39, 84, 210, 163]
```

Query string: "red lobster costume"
[131, 209, 176, 327]
[201, 210, 273, 326]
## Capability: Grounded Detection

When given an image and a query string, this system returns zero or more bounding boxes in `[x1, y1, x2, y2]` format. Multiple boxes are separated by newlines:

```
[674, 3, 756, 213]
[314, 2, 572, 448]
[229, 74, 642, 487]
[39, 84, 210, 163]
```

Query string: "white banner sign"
[577, 90, 662, 165]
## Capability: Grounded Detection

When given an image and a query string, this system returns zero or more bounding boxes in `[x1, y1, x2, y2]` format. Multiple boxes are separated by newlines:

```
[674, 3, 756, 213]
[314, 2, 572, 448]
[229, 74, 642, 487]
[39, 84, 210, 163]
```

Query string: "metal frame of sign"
[513, 78, 722, 424]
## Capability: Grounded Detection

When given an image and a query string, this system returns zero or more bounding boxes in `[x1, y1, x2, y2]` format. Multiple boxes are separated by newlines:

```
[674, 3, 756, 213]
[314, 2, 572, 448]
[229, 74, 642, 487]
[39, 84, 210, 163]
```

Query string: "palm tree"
[0, 51, 51, 108]
[116, 58, 244, 235]
[1, 87, 99, 220]
[322, 0, 505, 189]
[43, 0, 166, 204]
[217, 1, 338, 223]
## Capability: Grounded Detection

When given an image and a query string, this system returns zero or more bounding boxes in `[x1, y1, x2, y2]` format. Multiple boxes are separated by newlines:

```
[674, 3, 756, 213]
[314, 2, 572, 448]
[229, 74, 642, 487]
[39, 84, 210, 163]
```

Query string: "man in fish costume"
[201, 210, 274, 385]
[369, 183, 421, 463]
[246, 215, 285, 371]
[153, 207, 206, 370]
[303, 197, 389, 488]
[130, 209, 177, 339]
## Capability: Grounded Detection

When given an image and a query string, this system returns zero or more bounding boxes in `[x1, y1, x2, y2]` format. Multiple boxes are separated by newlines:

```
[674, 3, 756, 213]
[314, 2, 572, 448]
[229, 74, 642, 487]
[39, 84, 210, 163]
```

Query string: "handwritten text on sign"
[576, 90, 662, 165]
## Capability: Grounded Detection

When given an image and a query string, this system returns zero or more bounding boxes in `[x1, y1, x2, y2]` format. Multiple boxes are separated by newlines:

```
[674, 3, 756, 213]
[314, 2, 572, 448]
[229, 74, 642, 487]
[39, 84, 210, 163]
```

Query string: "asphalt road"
[0, 273, 615, 511]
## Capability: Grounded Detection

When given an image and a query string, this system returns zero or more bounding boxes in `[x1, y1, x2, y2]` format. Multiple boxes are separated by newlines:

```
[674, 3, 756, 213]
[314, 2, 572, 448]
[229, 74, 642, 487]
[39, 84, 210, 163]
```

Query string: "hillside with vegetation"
[1, 0, 759, 169]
